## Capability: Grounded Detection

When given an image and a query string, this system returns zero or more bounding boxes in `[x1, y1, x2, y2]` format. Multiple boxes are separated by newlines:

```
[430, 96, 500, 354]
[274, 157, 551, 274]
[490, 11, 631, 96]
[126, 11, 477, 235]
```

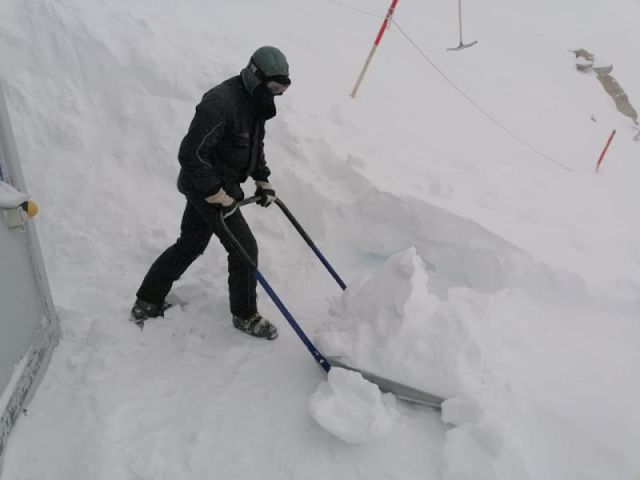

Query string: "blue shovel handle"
[218, 196, 347, 372]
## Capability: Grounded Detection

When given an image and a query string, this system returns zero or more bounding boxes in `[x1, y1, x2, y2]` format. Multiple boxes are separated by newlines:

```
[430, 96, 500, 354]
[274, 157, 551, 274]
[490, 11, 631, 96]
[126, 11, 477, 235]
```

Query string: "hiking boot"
[232, 313, 278, 340]
[130, 298, 169, 324]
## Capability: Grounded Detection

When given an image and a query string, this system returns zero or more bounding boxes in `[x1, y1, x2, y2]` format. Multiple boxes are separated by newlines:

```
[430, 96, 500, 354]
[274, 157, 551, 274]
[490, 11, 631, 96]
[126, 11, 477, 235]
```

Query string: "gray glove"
[205, 189, 238, 218]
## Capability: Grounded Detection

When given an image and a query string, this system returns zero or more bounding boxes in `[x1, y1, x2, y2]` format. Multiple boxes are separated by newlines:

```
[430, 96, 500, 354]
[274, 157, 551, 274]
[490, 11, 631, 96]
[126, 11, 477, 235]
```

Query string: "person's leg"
[135, 200, 213, 308]
[215, 210, 259, 318]
[187, 197, 277, 339]
[186, 197, 258, 317]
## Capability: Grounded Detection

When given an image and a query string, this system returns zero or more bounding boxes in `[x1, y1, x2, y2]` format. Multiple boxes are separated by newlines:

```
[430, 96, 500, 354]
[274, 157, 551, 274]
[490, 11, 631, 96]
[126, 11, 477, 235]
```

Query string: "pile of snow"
[309, 367, 398, 444]
[315, 246, 640, 478]
[316, 247, 486, 398]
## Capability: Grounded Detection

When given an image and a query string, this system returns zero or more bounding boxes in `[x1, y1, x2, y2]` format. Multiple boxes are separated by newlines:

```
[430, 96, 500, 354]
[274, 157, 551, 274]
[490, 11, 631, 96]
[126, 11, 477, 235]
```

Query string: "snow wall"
[0, 78, 60, 464]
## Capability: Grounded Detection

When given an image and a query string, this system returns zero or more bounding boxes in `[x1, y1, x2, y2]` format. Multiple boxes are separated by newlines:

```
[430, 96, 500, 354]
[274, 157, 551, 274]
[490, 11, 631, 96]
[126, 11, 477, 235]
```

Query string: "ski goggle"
[265, 76, 291, 95]
[250, 62, 291, 95]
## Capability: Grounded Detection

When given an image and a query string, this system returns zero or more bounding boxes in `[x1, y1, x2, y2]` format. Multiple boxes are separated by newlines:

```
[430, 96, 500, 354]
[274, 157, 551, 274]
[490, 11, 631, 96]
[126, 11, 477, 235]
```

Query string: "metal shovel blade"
[325, 355, 446, 410]
[447, 40, 478, 51]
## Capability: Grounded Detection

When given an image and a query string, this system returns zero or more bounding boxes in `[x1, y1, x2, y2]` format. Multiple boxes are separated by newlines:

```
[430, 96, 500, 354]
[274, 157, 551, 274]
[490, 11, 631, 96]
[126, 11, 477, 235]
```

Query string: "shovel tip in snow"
[324, 355, 446, 410]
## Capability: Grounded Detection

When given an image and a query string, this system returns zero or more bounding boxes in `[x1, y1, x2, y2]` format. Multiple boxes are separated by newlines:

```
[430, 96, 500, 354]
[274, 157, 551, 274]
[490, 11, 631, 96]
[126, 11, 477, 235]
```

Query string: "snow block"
[309, 368, 398, 444]
[0, 78, 60, 466]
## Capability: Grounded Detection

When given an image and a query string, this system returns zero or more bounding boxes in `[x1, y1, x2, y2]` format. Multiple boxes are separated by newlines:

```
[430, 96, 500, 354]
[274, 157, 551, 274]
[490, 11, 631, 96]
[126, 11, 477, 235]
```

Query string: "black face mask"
[252, 83, 277, 120]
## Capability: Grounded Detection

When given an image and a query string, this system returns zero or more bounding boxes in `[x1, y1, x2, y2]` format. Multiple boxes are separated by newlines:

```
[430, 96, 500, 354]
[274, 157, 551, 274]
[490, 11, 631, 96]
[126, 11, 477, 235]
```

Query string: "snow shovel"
[447, 0, 477, 51]
[219, 196, 445, 409]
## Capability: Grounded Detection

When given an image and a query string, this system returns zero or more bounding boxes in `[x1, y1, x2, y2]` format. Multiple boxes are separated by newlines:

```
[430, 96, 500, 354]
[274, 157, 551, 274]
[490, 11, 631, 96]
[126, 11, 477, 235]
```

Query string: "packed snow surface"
[1, 0, 640, 479]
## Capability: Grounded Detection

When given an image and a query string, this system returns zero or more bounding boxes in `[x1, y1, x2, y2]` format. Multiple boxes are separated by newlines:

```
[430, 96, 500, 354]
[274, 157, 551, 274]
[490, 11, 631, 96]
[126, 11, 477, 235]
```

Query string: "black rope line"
[390, 19, 572, 172]
[327, 0, 380, 17]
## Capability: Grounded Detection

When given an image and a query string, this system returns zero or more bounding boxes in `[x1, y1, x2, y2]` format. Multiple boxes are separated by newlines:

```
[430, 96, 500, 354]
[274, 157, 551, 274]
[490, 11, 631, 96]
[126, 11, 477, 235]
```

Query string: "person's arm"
[251, 125, 276, 207]
[178, 104, 226, 196]
[250, 124, 271, 182]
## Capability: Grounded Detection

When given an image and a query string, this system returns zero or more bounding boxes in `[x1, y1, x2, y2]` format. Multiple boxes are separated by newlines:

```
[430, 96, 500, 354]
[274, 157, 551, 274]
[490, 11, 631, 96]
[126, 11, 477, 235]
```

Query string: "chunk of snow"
[309, 368, 398, 444]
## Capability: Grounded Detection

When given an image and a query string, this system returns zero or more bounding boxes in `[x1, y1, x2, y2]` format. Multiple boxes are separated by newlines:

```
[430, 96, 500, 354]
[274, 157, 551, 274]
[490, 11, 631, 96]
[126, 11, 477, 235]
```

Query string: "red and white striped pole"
[350, 0, 400, 98]
[595, 129, 616, 172]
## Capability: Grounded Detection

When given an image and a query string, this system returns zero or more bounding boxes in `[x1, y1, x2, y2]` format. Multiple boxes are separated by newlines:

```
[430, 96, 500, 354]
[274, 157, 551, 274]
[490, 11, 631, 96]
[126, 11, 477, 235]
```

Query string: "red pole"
[350, 0, 400, 98]
[595, 129, 616, 172]
[374, 0, 400, 46]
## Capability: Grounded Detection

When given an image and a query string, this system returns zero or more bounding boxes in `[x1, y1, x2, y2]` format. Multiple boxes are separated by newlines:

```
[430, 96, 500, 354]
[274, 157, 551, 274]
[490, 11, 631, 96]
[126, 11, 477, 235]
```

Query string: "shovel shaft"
[255, 270, 330, 372]
[234, 197, 346, 290]
[220, 197, 444, 406]
[274, 198, 347, 290]
[218, 196, 334, 372]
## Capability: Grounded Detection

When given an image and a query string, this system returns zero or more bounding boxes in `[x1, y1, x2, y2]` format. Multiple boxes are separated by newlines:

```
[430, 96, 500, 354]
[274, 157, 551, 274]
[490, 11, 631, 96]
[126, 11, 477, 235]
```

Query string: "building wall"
[0, 217, 42, 394]
[0, 78, 60, 463]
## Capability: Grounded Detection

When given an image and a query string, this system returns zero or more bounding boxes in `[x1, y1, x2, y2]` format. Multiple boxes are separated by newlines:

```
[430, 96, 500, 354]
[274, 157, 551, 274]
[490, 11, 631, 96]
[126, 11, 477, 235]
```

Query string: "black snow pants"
[136, 196, 258, 318]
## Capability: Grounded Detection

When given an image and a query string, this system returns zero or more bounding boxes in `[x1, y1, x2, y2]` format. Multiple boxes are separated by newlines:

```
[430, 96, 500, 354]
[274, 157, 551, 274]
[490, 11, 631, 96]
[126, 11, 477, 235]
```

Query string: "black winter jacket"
[177, 76, 271, 200]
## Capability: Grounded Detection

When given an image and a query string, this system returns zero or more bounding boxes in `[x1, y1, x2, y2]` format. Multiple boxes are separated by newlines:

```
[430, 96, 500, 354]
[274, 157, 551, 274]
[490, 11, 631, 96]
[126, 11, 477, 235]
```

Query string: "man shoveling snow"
[130, 46, 291, 340]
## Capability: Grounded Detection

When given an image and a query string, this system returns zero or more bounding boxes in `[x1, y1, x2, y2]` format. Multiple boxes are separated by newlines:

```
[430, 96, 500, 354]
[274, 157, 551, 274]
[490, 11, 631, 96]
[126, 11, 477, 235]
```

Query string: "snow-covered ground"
[1, 0, 639, 478]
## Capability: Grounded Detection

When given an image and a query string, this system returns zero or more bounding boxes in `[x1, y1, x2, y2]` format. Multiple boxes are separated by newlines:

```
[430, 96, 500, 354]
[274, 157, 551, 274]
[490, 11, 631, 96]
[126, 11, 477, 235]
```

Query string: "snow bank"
[329, 190, 594, 308]
[309, 367, 398, 444]
[315, 247, 640, 478]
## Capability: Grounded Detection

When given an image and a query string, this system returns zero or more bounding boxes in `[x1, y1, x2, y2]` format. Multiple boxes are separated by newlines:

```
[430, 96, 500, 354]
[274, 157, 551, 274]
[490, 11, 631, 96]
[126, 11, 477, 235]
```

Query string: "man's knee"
[177, 232, 210, 258]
